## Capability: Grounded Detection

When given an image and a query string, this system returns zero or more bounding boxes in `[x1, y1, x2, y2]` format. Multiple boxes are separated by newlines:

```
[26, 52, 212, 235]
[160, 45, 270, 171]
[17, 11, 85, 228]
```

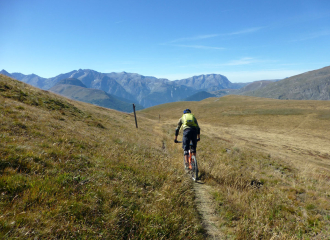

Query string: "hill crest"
[241, 65, 330, 100]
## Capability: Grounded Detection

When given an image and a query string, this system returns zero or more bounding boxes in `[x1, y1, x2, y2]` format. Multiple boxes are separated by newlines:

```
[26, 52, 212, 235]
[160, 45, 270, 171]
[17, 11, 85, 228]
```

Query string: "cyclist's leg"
[184, 155, 189, 167]
[190, 130, 198, 180]
[190, 128, 198, 156]
[182, 129, 190, 168]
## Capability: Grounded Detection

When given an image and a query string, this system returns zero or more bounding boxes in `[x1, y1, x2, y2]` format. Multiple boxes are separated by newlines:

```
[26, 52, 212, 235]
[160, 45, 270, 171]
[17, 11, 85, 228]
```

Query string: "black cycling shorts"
[182, 128, 197, 155]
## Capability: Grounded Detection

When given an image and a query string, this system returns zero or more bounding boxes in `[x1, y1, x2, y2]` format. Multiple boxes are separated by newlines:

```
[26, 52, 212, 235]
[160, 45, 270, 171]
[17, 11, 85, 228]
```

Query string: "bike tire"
[191, 155, 198, 182]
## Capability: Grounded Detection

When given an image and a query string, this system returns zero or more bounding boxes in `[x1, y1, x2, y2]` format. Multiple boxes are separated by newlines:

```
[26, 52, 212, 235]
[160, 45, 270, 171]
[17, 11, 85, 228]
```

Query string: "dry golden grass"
[0, 75, 205, 239]
[2, 74, 330, 239]
[141, 96, 330, 239]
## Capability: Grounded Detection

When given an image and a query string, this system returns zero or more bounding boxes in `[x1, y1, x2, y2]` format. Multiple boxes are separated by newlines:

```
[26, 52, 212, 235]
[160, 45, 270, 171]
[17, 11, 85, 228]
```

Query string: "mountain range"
[0, 69, 247, 108]
[49, 78, 143, 112]
[2, 65, 330, 111]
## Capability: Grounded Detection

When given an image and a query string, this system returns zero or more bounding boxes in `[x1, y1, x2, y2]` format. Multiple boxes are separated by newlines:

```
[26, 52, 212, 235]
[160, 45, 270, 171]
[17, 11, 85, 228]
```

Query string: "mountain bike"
[176, 140, 199, 182]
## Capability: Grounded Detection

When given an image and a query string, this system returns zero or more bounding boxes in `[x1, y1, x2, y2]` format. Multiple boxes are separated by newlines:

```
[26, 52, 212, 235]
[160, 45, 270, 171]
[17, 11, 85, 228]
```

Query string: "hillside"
[210, 89, 237, 97]
[241, 66, 330, 100]
[236, 79, 279, 94]
[2, 73, 330, 238]
[49, 78, 143, 112]
[0, 74, 204, 239]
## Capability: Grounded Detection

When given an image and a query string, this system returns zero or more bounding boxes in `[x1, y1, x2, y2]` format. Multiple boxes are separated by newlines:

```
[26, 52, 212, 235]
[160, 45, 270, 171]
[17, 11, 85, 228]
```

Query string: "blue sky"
[1, 0, 330, 82]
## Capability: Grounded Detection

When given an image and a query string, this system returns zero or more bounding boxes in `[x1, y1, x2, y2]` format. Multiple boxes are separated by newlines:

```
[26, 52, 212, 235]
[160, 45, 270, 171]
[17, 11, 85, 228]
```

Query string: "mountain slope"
[174, 74, 232, 91]
[236, 80, 279, 94]
[56, 78, 87, 88]
[104, 72, 197, 107]
[242, 66, 330, 100]
[11, 72, 48, 89]
[49, 80, 143, 112]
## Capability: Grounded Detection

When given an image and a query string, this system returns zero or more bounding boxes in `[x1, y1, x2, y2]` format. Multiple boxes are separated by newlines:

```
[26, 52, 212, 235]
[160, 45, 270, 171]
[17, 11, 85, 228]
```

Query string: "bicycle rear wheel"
[190, 155, 198, 181]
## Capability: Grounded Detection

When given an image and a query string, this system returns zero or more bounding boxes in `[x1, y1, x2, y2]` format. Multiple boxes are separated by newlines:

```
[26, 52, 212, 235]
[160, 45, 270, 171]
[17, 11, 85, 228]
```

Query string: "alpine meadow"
[1, 73, 330, 239]
[2, 0, 330, 239]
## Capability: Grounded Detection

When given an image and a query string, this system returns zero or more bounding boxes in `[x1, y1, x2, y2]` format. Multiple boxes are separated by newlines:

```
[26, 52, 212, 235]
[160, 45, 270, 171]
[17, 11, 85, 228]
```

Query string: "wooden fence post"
[133, 104, 138, 128]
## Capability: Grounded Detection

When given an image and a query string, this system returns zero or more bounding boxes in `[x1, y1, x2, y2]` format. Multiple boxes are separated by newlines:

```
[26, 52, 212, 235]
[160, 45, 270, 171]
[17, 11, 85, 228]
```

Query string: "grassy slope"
[0, 75, 204, 239]
[236, 80, 275, 94]
[140, 96, 330, 239]
[3, 72, 330, 239]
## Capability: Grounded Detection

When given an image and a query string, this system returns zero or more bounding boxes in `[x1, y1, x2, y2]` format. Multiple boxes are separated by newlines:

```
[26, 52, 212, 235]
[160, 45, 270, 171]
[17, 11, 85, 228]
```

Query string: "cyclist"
[174, 109, 200, 170]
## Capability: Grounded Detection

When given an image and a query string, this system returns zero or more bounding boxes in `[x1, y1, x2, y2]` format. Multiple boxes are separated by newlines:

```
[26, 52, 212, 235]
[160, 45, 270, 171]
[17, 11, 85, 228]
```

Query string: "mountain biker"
[174, 109, 200, 169]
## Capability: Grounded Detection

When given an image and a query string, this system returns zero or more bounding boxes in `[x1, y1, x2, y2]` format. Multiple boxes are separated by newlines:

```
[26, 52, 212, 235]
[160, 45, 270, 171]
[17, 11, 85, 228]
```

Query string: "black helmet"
[183, 109, 191, 114]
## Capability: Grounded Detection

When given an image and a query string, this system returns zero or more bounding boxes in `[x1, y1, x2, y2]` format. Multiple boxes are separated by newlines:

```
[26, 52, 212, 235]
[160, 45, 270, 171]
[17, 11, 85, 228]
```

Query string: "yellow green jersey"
[175, 113, 200, 136]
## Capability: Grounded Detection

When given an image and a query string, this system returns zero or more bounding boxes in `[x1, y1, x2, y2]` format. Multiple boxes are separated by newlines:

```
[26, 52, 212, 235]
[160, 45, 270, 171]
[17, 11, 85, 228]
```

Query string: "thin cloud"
[175, 57, 275, 69]
[170, 34, 220, 43]
[169, 27, 263, 44]
[224, 57, 255, 66]
[224, 27, 264, 36]
[291, 30, 330, 42]
[172, 44, 225, 50]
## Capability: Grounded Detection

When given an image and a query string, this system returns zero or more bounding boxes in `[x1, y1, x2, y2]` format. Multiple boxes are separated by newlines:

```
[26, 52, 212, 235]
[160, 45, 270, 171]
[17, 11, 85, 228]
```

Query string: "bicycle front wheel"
[191, 155, 198, 181]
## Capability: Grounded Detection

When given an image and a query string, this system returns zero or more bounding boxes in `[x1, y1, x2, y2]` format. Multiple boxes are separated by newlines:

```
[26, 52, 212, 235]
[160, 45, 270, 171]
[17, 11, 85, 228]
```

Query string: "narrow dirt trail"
[151, 120, 224, 239]
[193, 182, 224, 239]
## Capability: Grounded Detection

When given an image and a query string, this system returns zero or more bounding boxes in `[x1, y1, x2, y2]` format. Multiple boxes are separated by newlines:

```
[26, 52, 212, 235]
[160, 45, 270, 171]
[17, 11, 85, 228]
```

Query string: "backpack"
[182, 113, 197, 127]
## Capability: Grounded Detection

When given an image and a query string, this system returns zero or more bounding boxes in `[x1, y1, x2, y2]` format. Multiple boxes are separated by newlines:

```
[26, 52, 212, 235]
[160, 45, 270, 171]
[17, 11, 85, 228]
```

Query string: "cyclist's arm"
[175, 118, 183, 140]
[195, 117, 201, 140]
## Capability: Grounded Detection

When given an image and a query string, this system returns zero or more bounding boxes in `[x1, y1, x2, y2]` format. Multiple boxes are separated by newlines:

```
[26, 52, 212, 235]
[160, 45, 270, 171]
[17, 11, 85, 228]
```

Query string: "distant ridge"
[241, 66, 330, 100]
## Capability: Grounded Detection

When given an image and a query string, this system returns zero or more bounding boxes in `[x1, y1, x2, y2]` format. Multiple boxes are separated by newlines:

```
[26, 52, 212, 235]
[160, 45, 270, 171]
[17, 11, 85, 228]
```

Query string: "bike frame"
[176, 140, 198, 181]
[187, 150, 194, 170]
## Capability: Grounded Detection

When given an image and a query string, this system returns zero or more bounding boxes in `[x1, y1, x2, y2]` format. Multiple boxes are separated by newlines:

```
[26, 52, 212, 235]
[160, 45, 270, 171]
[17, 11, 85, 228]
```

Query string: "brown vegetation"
[2, 73, 330, 239]
[0, 75, 204, 239]
[141, 96, 330, 239]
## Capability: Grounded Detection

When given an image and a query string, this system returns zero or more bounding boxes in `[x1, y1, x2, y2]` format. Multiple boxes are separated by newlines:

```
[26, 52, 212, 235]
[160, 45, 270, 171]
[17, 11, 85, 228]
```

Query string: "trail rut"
[154, 121, 224, 238]
[194, 182, 224, 239]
